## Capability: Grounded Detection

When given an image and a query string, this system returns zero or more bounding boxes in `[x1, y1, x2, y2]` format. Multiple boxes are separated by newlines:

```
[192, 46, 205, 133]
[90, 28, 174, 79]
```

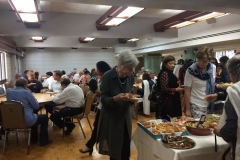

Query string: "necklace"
[116, 67, 126, 85]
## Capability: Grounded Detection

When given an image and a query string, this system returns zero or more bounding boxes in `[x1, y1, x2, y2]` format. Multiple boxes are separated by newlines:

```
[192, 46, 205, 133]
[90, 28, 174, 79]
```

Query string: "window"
[215, 50, 236, 62]
[0, 52, 8, 82]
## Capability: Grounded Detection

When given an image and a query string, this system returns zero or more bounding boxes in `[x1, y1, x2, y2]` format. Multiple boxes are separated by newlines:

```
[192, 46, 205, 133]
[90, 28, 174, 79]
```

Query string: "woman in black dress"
[156, 55, 184, 120]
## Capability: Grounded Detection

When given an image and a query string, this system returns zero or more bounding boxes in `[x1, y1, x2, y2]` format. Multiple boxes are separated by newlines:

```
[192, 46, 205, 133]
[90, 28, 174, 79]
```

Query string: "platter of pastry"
[161, 135, 195, 149]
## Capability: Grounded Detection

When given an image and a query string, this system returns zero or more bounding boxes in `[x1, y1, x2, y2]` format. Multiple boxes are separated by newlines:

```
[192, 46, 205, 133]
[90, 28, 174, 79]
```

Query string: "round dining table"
[0, 93, 53, 105]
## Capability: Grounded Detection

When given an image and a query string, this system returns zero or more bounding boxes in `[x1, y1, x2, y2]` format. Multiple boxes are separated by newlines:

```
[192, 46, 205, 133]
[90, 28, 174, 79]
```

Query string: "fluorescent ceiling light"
[19, 13, 38, 22]
[215, 13, 230, 18]
[128, 38, 140, 42]
[170, 21, 195, 29]
[11, 0, 36, 12]
[116, 7, 144, 18]
[105, 18, 126, 26]
[31, 36, 43, 40]
[84, 37, 95, 41]
[191, 12, 225, 22]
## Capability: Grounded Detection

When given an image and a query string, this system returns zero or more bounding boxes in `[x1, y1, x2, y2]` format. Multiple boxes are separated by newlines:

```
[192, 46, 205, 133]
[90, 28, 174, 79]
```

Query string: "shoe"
[79, 148, 93, 155]
[64, 124, 75, 135]
[40, 140, 53, 147]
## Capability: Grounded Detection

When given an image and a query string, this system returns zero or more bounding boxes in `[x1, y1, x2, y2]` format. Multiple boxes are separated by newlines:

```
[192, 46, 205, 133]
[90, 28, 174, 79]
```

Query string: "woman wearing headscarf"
[184, 46, 216, 118]
[205, 53, 240, 160]
[97, 50, 139, 160]
[156, 55, 183, 120]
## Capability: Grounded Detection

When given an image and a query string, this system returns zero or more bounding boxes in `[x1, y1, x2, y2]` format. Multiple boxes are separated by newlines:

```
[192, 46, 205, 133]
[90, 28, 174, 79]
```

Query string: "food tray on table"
[206, 114, 221, 124]
[170, 116, 194, 125]
[137, 119, 188, 140]
[161, 135, 195, 149]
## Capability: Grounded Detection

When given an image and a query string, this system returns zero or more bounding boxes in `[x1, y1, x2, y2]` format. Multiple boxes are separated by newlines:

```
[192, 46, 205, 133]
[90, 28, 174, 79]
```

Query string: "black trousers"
[110, 121, 130, 160]
[50, 107, 83, 129]
[44, 102, 57, 115]
[31, 115, 49, 146]
[86, 108, 100, 149]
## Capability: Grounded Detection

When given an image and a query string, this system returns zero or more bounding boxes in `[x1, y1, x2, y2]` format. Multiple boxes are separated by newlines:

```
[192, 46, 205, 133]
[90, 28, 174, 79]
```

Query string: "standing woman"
[79, 61, 111, 155]
[184, 46, 216, 118]
[97, 50, 139, 160]
[206, 53, 240, 160]
[156, 55, 183, 120]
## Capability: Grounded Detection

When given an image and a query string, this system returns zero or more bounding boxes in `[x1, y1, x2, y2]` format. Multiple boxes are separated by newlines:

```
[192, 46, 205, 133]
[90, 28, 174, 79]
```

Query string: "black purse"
[148, 79, 163, 103]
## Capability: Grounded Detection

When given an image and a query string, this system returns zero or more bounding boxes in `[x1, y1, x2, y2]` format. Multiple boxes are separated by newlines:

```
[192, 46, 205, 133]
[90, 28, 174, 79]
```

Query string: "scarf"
[188, 62, 214, 94]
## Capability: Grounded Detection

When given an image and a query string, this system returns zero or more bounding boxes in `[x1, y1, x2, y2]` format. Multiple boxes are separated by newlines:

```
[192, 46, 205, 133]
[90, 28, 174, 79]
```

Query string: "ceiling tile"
[0, 0, 12, 10]
[40, 1, 51, 11]
[49, 2, 78, 13]
[75, 3, 91, 14]
[86, 5, 112, 15]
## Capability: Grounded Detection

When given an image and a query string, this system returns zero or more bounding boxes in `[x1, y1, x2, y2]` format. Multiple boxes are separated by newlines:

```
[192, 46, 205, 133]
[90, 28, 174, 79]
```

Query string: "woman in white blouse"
[184, 46, 216, 118]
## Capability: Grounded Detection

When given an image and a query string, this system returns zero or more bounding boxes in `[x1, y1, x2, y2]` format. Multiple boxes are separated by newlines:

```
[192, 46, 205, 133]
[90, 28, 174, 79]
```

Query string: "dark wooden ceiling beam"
[96, 6, 127, 31]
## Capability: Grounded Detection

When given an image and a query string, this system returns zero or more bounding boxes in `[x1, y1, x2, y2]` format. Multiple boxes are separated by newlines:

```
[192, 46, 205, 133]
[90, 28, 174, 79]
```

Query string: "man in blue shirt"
[26, 70, 43, 93]
[6, 78, 52, 146]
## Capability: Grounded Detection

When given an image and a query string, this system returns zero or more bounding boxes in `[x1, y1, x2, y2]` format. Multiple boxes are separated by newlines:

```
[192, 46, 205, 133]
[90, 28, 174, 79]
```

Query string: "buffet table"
[132, 127, 231, 160]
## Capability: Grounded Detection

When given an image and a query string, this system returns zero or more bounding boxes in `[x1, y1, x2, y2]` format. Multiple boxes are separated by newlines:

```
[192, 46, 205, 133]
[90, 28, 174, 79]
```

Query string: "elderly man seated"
[6, 79, 52, 146]
[50, 78, 85, 135]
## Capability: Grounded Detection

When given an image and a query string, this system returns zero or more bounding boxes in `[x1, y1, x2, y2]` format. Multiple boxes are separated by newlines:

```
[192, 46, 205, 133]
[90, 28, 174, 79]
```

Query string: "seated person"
[26, 70, 43, 93]
[48, 70, 62, 93]
[0, 86, 6, 97]
[44, 70, 63, 114]
[50, 78, 85, 135]
[6, 78, 52, 146]
[42, 71, 54, 88]
[9, 73, 21, 85]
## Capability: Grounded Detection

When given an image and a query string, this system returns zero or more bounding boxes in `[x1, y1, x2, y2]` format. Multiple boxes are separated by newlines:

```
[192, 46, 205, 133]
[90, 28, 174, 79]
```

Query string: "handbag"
[148, 79, 163, 103]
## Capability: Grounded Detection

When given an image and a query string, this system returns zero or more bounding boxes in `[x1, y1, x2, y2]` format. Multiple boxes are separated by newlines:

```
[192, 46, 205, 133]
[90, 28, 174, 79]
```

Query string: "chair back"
[4, 82, 14, 90]
[79, 84, 85, 94]
[0, 101, 27, 129]
[84, 92, 95, 116]
[133, 86, 138, 94]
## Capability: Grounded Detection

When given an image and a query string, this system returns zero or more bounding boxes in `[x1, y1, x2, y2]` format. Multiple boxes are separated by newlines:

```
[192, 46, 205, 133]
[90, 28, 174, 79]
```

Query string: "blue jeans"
[31, 115, 49, 146]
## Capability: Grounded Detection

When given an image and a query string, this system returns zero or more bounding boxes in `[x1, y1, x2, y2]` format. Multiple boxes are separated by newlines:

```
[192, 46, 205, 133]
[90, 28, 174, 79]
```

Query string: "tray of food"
[162, 135, 195, 149]
[170, 116, 194, 125]
[138, 120, 188, 139]
[185, 121, 217, 136]
[206, 114, 221, 123]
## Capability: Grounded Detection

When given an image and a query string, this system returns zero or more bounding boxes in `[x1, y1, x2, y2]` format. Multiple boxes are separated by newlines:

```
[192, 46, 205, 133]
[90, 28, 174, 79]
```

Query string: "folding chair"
[0, 101, 31, 155]
[63, 92, 95, 138]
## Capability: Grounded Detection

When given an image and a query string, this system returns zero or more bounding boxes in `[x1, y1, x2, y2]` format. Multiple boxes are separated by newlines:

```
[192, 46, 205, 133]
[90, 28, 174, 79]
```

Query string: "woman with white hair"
[205, 53, 240, 160]
[97, 50, 139, 160]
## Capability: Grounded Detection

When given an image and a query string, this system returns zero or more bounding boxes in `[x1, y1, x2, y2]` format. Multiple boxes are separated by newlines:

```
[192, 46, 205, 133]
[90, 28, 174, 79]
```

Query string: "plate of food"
[184, 121, 217, 136]
[162, 135, 195, 149]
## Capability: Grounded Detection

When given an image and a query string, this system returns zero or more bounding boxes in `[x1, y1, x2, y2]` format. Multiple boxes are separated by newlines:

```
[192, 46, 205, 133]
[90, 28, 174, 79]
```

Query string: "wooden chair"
[133, 86, 138, 94]
[4, 82, 14, 90]
[63, 92, 95, 138]
[0, 101, 31, 155]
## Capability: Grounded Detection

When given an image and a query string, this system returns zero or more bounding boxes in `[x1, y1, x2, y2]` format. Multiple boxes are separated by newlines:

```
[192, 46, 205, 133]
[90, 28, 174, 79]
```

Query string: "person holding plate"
[97, 50, 139, 160]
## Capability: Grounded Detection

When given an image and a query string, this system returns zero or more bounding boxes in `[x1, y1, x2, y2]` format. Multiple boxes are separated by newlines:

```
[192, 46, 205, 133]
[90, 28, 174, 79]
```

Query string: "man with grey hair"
[97, 50, 139, 160]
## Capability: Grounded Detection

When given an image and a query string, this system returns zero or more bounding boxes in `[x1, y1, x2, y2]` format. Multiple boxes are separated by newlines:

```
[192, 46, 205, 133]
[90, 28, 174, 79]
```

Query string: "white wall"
[22, 48, 117, 76]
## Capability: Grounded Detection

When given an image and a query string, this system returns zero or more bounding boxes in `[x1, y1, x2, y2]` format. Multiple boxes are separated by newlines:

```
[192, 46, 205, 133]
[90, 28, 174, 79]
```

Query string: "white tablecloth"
[132, 127, 231, 160]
